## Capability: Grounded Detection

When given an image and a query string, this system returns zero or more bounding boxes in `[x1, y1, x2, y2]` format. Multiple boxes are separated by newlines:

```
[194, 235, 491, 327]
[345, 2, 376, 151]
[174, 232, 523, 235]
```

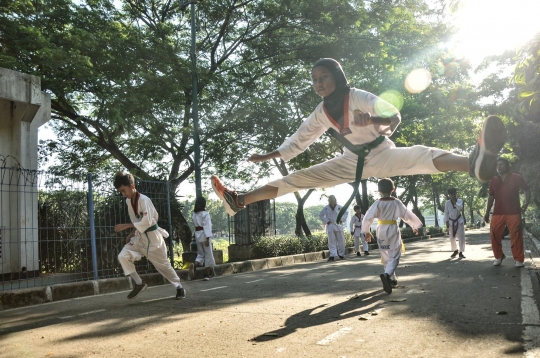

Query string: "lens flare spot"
[377, 90, 404, 113]
[405, 68, 432, 94]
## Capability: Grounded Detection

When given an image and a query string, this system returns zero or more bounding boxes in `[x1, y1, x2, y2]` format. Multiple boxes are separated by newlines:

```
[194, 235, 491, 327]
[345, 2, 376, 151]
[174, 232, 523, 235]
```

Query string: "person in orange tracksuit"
[484, 158, 530, 267]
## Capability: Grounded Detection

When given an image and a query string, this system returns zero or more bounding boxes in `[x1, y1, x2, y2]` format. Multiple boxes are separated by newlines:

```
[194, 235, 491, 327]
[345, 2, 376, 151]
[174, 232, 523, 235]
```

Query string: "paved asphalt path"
[1, 227, 539, 358]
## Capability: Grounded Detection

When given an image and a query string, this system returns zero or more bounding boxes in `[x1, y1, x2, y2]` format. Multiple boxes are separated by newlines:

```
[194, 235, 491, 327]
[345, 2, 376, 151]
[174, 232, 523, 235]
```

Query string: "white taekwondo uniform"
[117, 193, 182, 288]
[192, 210, 216, 268]
[350, 213, 369, 253]
[444, 199, 465, 252]
[361, 197, 422, 280]
[319, 204, 349, 258]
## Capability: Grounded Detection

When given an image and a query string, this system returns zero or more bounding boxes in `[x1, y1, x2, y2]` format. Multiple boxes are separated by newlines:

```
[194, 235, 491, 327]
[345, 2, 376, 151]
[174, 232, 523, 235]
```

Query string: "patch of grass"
[172, 238, 231, 269]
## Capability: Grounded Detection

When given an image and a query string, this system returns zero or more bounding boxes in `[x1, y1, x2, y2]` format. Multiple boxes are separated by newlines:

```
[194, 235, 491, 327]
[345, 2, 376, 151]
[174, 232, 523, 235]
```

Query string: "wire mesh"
[0, 167, 173, 291]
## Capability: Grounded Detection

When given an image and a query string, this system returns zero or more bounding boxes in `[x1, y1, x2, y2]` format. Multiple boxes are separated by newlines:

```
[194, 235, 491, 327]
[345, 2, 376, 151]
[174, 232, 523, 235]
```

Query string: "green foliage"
[251, 232, 354, 258]
[275, 202, 298, 235]
[513, 32, 540, 117]
[424, 226, 443, 235]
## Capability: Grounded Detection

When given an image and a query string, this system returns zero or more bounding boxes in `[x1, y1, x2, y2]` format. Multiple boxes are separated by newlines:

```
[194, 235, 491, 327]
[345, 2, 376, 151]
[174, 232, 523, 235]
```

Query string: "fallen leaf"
[347, 294, 360, 300]
[358, 316, 370, 321]
[496, 311, 508, 315]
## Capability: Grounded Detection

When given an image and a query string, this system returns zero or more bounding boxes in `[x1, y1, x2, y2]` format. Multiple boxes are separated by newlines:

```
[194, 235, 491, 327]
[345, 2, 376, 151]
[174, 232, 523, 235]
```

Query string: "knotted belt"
[449, 215, 461, 237]
[326, 128, 385, 223]
[143, 223, 159, 256]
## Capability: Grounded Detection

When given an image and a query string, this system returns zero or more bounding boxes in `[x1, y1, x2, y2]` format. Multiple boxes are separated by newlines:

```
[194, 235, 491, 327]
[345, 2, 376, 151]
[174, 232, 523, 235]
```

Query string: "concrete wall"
[0, 68, 51, 276]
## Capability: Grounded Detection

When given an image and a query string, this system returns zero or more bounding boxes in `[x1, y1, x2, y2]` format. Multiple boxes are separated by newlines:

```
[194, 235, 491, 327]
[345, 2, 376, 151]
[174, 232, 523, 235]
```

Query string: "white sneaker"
[515, 261, 524, 267]
[493, 254, 506, 266]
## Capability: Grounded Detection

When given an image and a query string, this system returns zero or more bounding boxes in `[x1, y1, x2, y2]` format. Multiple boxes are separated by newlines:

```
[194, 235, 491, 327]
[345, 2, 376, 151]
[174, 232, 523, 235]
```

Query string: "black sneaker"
[451, 250, 458, 258]
[380, 273, 392, 294]
[203, 275, 211, 281]
[364, 251, 370, 256]
[127, 282, 147, 299]
[339, 255, 345, 259]
[390, 279, 398, 287]
[469, 116, 507, 182]
[357, 252, 361, 257]
[459, 252, 466, 259]
[327, 257, 334, 262]
[211, 175, 245, 216]
[176, 287, 186, 299]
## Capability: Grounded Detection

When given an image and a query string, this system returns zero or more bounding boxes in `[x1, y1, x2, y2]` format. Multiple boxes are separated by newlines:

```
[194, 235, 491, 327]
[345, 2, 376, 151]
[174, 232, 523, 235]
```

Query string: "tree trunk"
[361, 179, 369, 214]
[272, 158, 314, 237]
[294, 189, 314, 237]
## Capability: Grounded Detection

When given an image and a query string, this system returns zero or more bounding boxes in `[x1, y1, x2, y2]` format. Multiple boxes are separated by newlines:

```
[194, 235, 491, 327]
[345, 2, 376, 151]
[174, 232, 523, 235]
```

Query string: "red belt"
[195, 226, 203, 231]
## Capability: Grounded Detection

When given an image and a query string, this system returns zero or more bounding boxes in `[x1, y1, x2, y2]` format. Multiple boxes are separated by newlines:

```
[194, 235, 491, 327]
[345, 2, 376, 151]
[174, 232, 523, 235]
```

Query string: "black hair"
[447, 188, 457, 195]
[353, 205, 361, 210]
[497, 157, 510, 168]
[113, 171, 135, 189]
[378, 178, 394, 194]
[194, 196, 206, 213]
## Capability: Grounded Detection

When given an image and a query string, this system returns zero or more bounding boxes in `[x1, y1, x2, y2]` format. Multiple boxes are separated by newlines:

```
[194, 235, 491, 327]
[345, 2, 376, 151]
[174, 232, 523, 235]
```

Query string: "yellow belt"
[378, 220, 397, 225]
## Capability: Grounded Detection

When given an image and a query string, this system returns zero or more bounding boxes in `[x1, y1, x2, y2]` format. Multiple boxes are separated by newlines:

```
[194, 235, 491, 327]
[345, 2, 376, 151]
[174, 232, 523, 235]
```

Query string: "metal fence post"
[87, 173, 99, 280]
[165, 181, 174, 266]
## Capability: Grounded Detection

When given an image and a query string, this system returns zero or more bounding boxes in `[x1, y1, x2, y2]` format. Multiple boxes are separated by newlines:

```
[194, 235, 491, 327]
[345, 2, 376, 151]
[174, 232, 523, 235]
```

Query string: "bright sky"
[39, 0, 540, 208]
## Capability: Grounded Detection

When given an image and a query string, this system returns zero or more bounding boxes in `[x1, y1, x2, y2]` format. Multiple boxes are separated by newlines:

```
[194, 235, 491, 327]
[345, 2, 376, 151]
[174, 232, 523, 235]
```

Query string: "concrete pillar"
[0, 68, 51, 277]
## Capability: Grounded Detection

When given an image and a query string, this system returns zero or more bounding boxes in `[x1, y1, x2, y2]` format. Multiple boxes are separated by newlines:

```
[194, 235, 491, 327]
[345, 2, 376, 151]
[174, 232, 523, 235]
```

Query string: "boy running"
[113, 172, 186, 299]
[362, 178, 422, 294]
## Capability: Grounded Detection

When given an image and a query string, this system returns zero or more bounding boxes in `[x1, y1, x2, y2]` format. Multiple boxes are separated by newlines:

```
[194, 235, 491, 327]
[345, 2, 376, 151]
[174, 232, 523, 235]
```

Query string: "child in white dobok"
[113, 172, 186, 300]
[319, 195, 348, 261]
[362, 178, 422, 294]
[350, 205, 369, 256]
[189, 197, 216, 281]
[444, 188, 466, 259]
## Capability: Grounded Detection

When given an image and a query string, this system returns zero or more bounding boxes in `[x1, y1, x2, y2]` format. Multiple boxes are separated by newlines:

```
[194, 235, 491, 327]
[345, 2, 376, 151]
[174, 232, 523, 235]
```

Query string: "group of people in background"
[316, 157, 530, 295]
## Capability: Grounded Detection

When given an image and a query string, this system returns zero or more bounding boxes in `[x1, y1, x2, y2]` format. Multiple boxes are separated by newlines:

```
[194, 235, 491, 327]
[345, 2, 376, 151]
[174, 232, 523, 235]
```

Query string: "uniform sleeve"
[133, 196, 157, 233]
[203, 212, 213, 239]
[350, 89, 401, 136]
[361, 202, 378, 234]
[489, 179, 495, 196]
[443, 201, 449, 221]
[350, 216, 357, 231]
[397, 201, 423, 230]
[276, 106, 329, 162]
[319, 207, 328, 225]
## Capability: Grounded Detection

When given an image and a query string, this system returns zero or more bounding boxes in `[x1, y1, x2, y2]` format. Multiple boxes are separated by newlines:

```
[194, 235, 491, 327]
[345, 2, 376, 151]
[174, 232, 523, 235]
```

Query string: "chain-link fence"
[0, 168, 174, 291]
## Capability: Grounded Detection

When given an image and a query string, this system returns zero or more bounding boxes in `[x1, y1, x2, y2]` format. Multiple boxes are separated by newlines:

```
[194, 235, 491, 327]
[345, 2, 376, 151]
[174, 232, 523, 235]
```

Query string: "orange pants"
[490, 214, 524, 263]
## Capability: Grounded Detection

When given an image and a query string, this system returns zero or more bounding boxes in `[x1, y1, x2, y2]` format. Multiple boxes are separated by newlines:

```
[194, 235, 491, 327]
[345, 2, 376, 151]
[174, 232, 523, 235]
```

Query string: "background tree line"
[1, 0, 538, 241]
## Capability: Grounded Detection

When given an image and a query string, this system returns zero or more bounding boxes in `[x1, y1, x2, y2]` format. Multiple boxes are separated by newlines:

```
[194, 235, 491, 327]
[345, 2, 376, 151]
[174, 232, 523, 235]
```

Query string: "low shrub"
[424, 226, 443, 235]
[252, 232, 355, 258]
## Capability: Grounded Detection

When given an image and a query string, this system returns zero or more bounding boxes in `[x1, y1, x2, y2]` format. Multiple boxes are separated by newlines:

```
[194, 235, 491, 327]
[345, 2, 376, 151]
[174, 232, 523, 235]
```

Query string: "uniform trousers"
[118, 231, 181, 288]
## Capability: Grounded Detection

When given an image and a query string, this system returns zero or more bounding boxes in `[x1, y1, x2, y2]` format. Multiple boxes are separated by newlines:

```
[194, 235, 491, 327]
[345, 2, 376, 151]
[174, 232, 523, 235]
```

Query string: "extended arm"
[248, 151, 282, 163]
[484, 195, 495, 223]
